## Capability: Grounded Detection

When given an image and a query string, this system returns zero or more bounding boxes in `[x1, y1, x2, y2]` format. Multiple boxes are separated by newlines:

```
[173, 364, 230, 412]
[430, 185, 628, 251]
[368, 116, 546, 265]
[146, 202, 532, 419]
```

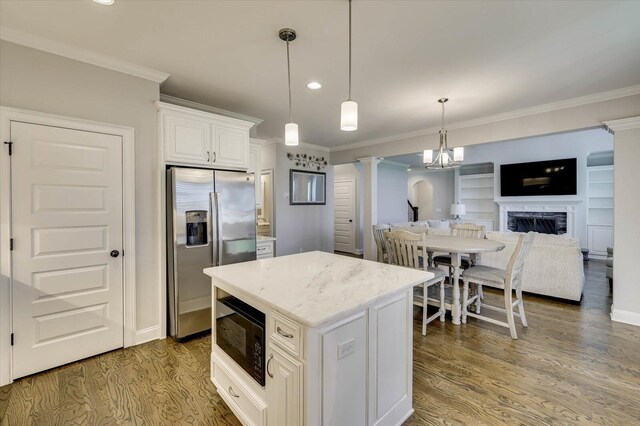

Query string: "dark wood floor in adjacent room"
[1, 260, 638, 425]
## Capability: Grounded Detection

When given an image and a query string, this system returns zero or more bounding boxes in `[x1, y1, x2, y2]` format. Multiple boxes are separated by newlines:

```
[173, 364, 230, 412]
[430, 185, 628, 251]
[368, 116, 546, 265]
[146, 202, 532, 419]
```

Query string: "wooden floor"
[1, 260, 639, 425]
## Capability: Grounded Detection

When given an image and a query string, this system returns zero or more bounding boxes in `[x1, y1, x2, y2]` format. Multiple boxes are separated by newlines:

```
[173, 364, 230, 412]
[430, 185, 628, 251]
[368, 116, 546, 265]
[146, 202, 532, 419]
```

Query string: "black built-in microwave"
[216, 296, 266, 386]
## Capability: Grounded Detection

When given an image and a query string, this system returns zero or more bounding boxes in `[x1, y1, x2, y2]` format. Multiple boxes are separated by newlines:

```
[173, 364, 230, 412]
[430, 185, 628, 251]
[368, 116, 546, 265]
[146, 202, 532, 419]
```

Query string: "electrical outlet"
[337, 338, 355, 359]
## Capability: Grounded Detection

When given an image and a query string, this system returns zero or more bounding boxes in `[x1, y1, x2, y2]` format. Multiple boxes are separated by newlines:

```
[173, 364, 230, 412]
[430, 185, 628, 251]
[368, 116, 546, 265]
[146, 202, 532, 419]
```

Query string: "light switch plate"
[337, 338, 355, 359]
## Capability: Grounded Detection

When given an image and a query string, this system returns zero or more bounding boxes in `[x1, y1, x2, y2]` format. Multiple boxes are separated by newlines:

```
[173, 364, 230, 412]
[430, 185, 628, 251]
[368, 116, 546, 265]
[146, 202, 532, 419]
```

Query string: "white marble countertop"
[204, 251, 432, 328]
[256, 235, 276, 242]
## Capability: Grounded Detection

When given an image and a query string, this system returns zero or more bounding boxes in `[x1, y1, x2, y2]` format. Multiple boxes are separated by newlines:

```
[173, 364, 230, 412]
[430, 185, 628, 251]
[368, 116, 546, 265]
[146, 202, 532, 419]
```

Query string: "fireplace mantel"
[497, 200, 581, 238]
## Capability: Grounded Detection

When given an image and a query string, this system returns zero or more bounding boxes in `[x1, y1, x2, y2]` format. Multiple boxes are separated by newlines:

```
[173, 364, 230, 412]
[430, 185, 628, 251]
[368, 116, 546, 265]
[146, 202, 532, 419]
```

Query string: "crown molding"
[269, 137, 331, 153]
[159, 94, 263, 126]
[0, 27, 169, 83]
[330, 84, 640, 152]
[357, 157, 382, 165]
[381, 159, 410, 168]
[603, 116, 640, 132]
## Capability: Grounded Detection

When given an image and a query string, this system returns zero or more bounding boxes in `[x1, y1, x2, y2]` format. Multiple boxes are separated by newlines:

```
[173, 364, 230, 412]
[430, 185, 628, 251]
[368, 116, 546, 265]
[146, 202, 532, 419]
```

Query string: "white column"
[358, 157, 381, 261]
[604, 117, 640, 327]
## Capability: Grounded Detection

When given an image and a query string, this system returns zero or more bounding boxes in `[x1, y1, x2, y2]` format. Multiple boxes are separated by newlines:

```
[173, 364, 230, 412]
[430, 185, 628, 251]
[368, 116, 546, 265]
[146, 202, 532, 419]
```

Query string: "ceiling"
[1, 1, 640, 148]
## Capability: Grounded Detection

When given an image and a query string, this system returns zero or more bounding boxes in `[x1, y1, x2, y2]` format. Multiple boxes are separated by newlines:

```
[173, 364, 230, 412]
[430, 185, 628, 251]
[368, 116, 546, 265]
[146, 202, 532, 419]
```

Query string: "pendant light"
[424, 98, 464, 169]
[341, 0, 358, 131]
[280, 28, 299, 146]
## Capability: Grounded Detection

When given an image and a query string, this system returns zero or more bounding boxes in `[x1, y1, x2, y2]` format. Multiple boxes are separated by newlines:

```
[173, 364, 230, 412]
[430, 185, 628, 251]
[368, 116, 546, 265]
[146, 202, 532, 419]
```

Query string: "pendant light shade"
[453, 146, 464, 162]
[423, 149, 433, 164]
[280, 28, 299, 146]
[341, 0, 358, 131]
[341, 100, 358, 131]
[285, 122, 299, 146]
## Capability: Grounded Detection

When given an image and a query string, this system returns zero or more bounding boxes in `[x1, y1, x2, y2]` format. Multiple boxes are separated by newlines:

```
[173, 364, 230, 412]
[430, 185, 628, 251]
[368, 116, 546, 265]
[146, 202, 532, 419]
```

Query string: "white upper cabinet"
[214, 125, 249, 169]
[158, 102, 252, 170]
[163, 112, 211, 165]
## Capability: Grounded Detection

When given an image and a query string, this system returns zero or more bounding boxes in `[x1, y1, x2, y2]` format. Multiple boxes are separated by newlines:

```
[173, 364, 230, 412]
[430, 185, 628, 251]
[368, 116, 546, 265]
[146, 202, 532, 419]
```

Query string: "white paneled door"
[11, 122, 124, 379]
[334, 179, 356, 254]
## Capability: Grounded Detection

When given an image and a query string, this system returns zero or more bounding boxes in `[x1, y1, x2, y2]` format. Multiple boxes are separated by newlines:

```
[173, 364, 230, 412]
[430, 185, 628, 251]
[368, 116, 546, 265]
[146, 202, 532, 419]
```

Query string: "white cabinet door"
[214, 125, 249, 170]
[249, 144, 262, 207]
[267, 344, 303, 426]
[588, 225, 613, 257]
[163, 112, 211, 165]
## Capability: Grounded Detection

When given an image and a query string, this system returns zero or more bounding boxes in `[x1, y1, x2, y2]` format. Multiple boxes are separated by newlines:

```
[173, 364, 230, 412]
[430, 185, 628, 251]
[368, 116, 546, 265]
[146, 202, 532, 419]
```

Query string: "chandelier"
[423, 98, 463, 169]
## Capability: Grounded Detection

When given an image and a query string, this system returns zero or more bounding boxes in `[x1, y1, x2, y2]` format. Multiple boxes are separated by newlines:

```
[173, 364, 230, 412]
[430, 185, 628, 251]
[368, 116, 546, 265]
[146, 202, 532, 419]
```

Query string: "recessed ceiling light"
[92, 0, 114, 5]
[306, 81, 322, 90]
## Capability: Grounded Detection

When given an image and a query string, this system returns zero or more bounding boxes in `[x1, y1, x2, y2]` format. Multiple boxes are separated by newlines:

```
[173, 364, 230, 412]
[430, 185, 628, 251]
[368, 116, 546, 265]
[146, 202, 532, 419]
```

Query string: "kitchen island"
[204, 251, 432, 426]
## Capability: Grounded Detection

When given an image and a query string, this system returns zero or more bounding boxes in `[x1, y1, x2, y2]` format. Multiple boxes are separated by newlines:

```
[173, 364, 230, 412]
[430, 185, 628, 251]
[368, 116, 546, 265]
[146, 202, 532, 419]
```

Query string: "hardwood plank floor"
[1, 260, 638, 425]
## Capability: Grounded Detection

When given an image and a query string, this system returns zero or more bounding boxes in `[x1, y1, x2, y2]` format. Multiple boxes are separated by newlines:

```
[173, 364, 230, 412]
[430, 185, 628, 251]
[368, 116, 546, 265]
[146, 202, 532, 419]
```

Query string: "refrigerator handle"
[211, 192, 223, 266]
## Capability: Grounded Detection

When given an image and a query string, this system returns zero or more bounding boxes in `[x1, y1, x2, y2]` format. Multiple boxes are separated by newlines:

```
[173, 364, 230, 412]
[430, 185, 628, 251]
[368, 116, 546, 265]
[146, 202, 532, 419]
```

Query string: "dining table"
[419, 235, 505, 325]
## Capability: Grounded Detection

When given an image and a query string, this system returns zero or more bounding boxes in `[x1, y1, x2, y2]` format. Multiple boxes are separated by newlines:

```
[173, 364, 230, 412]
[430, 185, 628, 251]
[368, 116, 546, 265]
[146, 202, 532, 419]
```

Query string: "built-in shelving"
[458, 173, 497, 231]
[587, 165, 614, 258]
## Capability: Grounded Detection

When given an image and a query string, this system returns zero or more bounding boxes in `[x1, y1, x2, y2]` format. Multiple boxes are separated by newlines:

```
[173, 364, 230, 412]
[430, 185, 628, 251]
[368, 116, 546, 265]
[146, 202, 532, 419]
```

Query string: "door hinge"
[10, 333, 14, 346]
[10, 238, 14, 251]
[4, 141, 12, 155]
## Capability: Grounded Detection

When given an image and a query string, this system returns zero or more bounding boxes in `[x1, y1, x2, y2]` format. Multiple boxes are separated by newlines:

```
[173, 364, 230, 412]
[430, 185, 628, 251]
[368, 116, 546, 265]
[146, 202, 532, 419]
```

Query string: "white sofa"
[480, 231, 585, 301]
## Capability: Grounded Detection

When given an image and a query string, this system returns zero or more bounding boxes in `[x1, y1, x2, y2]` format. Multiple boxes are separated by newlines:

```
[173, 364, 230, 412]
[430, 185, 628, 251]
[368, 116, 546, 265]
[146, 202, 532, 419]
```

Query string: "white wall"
[272, 144, 334, 256]
[0, 41, 161, 334]
[612, 124, 640, 326]
[457, 128, 613, 246]
[408, 170, 455, 220]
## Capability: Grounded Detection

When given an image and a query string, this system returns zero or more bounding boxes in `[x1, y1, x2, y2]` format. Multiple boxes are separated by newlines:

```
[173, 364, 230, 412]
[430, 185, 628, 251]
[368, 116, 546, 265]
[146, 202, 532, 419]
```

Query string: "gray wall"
[408, 170, 455, 220]
[458, 128, 613, 245]
[0, 41, 161, 332]
[377, 162, 409, 224]
[272, 144, 334, 256]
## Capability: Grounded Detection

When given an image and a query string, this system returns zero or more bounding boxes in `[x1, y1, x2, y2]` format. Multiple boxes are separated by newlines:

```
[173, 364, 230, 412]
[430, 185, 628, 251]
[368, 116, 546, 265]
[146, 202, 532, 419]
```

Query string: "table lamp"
[450, 203, 466, 220]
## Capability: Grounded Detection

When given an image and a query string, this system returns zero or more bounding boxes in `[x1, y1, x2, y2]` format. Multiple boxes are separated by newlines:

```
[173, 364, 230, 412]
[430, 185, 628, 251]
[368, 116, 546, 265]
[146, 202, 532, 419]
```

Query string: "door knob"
[110, 250, 120, 258]
[349, 219, 353, 223]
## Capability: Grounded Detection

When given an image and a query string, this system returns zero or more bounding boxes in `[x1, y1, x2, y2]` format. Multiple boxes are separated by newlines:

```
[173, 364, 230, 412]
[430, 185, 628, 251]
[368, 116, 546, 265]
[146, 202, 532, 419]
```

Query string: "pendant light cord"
[286, 39, 293, 123]
[348, 0, 352, 101]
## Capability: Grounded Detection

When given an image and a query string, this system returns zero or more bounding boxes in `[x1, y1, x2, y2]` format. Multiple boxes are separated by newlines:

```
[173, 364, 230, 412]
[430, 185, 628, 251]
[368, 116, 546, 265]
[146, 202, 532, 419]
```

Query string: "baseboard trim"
[134, 325, 161, 345]
[611, 307, 640, 327]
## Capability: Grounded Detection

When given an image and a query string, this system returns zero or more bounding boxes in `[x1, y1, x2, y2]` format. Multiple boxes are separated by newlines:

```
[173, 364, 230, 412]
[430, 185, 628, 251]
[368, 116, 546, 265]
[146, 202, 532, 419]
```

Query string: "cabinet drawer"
[269, 311, 302, 358]
[213, 359, 266, 426]
[256, 242, 273, 256]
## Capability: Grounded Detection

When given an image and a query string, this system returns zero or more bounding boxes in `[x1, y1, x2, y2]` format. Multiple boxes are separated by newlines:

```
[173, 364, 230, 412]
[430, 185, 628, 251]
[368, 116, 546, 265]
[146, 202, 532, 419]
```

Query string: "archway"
[412, 180, 434, 220]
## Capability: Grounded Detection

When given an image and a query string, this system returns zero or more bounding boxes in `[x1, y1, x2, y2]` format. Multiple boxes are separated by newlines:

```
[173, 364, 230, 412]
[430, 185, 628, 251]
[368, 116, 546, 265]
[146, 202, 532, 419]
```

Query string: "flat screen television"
[500, 158, 577, 196]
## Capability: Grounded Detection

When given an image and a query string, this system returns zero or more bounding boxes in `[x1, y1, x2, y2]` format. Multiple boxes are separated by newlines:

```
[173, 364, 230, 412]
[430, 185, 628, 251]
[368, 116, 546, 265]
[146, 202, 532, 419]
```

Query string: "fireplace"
[499, 202, 577, 238]
[507, 212, 567, 235]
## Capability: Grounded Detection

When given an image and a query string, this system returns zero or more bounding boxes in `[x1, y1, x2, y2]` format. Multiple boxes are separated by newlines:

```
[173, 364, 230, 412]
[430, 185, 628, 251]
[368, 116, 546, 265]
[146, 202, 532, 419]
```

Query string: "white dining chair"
[384, 230, 446, 335]
[433, 223, 485, 311]
[461, 232, 534, 339]
[372, 223, 390, 263]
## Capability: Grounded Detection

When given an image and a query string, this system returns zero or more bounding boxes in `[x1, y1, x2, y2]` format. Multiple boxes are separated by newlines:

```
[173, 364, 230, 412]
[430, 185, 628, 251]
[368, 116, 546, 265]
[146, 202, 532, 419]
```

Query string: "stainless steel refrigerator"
[167, 167, 256, 340]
